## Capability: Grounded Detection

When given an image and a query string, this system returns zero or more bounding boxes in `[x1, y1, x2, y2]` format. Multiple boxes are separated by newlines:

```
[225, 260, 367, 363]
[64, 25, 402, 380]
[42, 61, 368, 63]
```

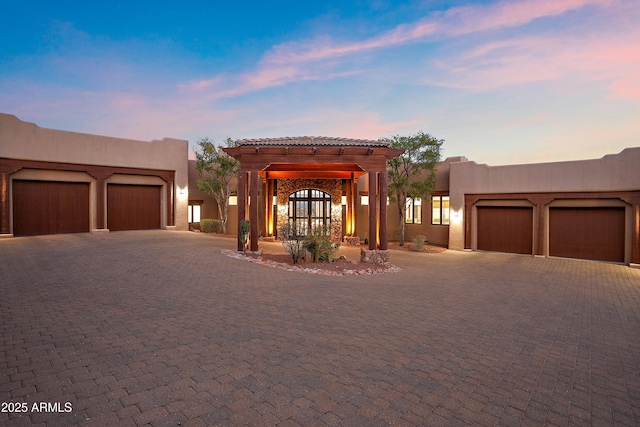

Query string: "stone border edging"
[221, 249, 400, 276]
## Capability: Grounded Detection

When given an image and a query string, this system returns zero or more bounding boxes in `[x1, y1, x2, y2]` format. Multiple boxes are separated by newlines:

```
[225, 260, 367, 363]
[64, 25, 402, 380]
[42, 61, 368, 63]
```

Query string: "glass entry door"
[288, 189, 331, 235]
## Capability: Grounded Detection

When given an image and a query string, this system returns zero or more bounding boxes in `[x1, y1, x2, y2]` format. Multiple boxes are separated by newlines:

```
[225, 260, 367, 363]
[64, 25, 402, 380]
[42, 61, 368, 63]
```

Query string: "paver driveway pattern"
[1, 231, 640, 426]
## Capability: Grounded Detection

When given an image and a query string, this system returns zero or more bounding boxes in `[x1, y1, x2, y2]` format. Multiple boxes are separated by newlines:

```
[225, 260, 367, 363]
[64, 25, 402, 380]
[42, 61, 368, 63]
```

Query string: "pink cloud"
[426, 28, 640, 99]
[173, 0, 618, 103]
[611, 78, 640, 100]
[262, 0, 611, 65]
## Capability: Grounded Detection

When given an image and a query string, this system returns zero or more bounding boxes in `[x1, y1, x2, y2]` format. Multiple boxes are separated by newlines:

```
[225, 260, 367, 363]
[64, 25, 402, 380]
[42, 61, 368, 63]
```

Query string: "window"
[188, 204, 201, 223]
[405, 197, 422, 224]
[432, 195, 450, 225]
[288, 189, 332, 235]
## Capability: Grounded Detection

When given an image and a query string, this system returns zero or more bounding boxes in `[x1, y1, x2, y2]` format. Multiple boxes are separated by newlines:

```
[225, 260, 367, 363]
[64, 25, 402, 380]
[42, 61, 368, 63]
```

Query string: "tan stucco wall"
[448, 148, 640, 251]
[0, 113, 189, 231]
[354, 157, 462, 246]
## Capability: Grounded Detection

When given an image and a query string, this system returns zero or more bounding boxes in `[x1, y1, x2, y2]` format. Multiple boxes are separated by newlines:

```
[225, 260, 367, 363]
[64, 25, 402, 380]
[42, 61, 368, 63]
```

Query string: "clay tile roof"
[236, 136, 390, 147]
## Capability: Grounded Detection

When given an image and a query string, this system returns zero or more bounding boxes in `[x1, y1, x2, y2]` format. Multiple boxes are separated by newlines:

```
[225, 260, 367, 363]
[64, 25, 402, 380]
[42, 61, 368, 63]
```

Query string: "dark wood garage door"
[477, 206, 533, 255]
[107, 184, 161, 231]
[12, 180, 90, 236]
[549, 207, 625, 262]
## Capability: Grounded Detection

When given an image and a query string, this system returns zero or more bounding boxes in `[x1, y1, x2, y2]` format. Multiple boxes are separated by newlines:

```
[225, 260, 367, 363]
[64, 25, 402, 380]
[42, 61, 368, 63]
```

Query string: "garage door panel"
[107, 184, 161, 231]
[13, 180, 90, 236]
[549, 207, 624, 262]
[477, 206, 533, 255]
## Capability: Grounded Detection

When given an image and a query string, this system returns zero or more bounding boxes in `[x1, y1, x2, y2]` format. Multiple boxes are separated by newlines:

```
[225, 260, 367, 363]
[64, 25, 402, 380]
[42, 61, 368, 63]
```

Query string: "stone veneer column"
[368, 171, 377, 250]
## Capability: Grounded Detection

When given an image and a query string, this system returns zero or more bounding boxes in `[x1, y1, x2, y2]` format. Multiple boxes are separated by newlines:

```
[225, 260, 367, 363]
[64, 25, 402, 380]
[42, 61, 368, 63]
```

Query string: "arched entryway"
[288, 189, 331, 235]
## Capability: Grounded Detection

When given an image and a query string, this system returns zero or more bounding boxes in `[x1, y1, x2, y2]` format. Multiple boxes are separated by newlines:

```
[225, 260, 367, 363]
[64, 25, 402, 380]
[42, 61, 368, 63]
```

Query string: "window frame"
[405, 196, 422, 225]
[188, 201, 202, 224]
[431, 195, 450, 225]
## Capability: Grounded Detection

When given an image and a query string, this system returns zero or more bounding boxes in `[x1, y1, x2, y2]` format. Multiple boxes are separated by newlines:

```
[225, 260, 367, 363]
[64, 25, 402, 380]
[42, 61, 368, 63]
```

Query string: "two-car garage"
[11, 179, 163, 237]
[473, 202, 627, 263]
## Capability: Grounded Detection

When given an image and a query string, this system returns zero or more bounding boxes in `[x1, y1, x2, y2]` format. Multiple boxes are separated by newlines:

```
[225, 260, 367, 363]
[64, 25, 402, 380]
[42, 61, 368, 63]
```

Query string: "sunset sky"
[1, 0, 638, 165]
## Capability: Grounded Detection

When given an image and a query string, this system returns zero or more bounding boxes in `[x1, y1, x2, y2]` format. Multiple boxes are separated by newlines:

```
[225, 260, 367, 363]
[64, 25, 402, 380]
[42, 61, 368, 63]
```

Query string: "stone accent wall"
[276, 179, 342, 242]
[360, 249, 391, 265]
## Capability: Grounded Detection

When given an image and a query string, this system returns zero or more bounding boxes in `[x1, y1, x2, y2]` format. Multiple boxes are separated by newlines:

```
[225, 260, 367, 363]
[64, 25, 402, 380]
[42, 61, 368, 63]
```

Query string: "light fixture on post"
[341, 196, 347, 206]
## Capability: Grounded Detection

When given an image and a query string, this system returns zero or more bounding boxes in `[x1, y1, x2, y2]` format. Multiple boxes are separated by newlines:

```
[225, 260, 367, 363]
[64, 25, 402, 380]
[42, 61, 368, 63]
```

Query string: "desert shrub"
[279, 221, 306, 264]
[303, 225, 339, 262]
[412, 235, 426, 252]
[200, 218, 220, 233]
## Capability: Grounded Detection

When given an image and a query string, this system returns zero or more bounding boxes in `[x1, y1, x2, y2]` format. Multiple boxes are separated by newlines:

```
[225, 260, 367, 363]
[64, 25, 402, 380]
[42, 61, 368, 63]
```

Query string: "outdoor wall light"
[228, 195, 237, 206]
[361, 195, 369, 205]
[341, 196, 347, 205]
[273, 196, 278, 205]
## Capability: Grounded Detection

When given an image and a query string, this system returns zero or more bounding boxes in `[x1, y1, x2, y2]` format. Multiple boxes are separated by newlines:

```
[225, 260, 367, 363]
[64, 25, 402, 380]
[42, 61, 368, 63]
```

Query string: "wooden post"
[633, 204, 640, 265]
[237, 170, 246, 251]
[345, 179, 352, 236]
[263, 179, 269, 237]
[250, 170, 259, 252]
[368, 171, 377, 250]
[379, 170, 388, 250]
[351, 174, 357, 237]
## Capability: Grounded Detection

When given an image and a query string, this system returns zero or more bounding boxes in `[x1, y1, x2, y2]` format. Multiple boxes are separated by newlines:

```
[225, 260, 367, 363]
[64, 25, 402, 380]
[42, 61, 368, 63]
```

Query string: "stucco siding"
[448, 148, 640, 258]
[1, 113, 190, 233]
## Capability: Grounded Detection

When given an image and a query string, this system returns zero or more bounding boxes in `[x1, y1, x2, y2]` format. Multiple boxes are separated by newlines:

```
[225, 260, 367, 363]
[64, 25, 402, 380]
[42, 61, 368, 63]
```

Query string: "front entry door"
[288, 189, 331, 235]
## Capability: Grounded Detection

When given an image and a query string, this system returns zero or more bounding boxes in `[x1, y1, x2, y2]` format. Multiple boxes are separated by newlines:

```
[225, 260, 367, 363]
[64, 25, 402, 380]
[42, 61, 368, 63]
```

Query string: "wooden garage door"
[12, 180, 90, 236]
[107, 184, 161, 231]
[549, 207, 625, 262]
[477, 206, 533, 255]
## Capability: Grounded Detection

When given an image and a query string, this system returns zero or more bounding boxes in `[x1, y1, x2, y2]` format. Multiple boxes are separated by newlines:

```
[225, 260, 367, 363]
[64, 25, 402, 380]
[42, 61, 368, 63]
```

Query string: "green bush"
[412, 235, 426, 252]
[200, 219, 220, 233]
[303, 226, 339, 262]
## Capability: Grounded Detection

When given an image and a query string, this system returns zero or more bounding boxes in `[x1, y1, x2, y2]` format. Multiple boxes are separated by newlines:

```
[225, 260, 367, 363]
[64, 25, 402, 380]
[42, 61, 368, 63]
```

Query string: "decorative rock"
[343, 236, 360, 246]
[221, 249, 399, 275]
[360, 249, 391, 265]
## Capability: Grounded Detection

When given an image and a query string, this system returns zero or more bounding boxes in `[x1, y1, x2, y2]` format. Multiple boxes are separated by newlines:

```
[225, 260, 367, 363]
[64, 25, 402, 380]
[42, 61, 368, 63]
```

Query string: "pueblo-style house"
[2, 113, 640, 267]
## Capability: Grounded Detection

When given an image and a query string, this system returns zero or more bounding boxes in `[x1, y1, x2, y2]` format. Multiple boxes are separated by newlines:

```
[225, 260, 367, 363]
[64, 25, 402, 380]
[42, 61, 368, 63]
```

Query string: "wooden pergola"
[223, 137, 403, 252]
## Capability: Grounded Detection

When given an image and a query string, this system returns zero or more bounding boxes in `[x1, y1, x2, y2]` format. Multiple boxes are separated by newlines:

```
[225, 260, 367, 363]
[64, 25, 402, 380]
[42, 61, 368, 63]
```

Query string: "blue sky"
[1, 0, 638, 164]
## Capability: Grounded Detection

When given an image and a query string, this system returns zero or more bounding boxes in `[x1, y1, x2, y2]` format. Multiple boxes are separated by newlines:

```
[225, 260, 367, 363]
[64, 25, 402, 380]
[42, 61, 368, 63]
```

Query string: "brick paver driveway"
[2, 231, 640, 426]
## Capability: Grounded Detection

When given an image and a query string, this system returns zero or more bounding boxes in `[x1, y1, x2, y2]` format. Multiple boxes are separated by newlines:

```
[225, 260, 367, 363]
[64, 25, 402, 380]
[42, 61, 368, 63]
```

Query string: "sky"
[1, 0, 639, 165]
